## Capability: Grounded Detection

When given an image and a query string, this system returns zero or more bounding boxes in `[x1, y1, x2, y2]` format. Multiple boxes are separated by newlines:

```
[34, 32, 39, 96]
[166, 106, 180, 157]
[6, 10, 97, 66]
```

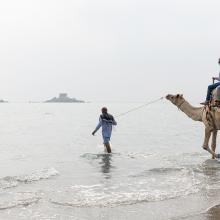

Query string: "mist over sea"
[0, 101, 220, 220]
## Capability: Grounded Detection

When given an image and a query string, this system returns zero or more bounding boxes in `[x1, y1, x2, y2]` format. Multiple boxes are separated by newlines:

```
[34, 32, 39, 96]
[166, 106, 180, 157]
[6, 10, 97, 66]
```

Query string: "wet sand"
[185, 204, 220, 220]
[206, 205, 220, 220]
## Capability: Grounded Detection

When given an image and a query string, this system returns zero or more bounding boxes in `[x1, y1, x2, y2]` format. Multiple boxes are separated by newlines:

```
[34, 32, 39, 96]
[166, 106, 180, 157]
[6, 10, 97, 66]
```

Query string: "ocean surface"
[0, 101, 220, 220]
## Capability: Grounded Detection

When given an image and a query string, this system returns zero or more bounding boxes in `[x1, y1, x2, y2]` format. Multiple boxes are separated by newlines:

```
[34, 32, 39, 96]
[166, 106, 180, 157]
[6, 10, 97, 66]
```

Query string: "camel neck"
[178, 100, 204, 122]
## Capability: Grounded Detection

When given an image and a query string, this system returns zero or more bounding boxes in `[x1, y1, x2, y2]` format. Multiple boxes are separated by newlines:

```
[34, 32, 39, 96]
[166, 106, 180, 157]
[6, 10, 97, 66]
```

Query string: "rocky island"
[0, 99, 8, 103]
[45, 93, 84, 103]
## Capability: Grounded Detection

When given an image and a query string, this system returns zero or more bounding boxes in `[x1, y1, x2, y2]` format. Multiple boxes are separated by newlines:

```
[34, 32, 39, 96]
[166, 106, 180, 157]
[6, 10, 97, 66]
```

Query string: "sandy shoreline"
[180, 204, 220, 220]
[200, 204, 220, 220]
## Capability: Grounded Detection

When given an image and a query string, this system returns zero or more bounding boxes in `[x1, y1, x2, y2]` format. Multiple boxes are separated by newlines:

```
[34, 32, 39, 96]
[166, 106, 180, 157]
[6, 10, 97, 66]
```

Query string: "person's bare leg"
[104, 142, 112, 153]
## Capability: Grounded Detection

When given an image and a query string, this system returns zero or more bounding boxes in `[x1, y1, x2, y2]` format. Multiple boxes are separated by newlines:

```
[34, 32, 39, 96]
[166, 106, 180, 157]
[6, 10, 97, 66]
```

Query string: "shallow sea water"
[0, 101, 219, 220]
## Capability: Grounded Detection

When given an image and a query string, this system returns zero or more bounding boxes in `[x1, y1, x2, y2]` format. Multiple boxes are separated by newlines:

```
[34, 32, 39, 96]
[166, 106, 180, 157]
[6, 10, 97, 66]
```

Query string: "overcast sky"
[0, 0, 219, 102]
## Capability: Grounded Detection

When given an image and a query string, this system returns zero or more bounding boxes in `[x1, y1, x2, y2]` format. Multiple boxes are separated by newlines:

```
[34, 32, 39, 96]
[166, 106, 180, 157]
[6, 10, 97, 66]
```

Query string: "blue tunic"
[94, 114, 117, 138]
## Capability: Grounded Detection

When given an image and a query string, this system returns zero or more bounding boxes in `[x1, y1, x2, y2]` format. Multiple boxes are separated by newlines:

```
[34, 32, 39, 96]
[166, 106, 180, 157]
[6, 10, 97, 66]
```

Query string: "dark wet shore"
[206, 205, 220, 220]
[184, 204, 220, 220]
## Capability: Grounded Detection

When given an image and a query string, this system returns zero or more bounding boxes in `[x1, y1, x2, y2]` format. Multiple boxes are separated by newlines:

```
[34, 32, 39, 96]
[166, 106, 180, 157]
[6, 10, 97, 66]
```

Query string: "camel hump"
[213, 85, 220, 101]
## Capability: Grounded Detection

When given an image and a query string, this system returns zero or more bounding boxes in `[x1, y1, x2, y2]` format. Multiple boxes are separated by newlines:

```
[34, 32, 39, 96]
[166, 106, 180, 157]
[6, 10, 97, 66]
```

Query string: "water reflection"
[81, 153, 115, 179]
[99, 154, 113, 179]
[201, 159, 220, 179]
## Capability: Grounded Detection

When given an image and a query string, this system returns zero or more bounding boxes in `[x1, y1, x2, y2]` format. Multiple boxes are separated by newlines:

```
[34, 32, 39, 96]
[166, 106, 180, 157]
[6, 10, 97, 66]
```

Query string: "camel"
[166, 93, 220, 159]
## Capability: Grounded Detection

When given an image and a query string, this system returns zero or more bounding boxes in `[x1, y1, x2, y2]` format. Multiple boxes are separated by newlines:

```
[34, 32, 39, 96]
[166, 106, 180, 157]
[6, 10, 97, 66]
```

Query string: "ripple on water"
[75, 151, 220, 208]
[0, 167, 59, 190]
[0, 192, 41, 210]
[80, 152, 153, 160]
[49, 165, 204, 208]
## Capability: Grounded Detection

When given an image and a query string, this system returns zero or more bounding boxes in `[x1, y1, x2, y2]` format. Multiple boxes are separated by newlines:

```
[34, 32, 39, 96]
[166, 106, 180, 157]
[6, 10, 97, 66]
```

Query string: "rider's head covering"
[101, 107, 108, 114]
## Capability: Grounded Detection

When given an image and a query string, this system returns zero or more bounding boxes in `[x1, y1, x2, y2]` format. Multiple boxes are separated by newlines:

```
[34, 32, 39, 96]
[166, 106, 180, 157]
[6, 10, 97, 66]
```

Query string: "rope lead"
[115, 97, 164, 118]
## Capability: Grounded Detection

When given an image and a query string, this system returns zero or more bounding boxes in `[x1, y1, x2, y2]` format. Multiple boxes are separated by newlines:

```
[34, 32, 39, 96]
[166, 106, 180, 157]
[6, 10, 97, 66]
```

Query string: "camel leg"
[202, 128, 218, 158]
[211, 130, 218, 159]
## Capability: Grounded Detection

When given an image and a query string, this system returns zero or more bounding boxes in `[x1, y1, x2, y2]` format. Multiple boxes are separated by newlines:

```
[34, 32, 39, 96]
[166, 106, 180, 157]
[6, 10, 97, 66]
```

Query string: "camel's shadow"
[201, 159, 220, 178]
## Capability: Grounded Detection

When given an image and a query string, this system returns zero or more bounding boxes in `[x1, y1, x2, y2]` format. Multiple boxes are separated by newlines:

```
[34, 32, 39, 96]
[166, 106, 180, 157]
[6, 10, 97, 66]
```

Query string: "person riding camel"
[201, 58, 220, 105]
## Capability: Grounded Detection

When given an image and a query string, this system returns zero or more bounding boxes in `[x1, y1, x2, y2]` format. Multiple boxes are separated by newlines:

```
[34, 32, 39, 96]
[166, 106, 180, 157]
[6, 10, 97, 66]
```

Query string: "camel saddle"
[212, 85, 220, 108]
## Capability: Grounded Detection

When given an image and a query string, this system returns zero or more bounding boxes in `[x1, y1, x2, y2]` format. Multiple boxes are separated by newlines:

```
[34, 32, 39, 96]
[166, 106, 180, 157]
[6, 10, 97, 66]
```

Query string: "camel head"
[166, 94, 185, 107]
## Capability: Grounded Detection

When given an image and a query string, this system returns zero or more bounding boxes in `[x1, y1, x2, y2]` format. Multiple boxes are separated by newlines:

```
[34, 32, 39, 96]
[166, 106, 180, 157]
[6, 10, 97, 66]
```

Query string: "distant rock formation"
[0, 99, 8, 103]
[45, 93, 84, 103]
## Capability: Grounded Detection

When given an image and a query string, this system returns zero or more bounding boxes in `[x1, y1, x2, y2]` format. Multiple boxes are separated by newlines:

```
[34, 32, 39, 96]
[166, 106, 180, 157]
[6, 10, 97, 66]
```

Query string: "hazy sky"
[0, 0, 219, 102]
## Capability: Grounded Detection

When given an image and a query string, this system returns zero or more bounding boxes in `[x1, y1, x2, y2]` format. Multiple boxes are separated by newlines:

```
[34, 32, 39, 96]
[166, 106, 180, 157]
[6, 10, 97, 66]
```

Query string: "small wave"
[49, 162, 205, 208]
[17, 167, 59, 183]
[49, 174, 201, 208]
[81, 153, 118, 160]
[50, 188, 199, 208]
[163, 152, 207, 162]
[123, 152, 153, 159]
[0, 177, 18, 189]
[181, 152, 207, 157]
[0, 168, 59, 189]
[130, 167, 188, 178]
[81, 152, 153, 160]
[0, 192, 40, 210]
[148, 167, 183, 173]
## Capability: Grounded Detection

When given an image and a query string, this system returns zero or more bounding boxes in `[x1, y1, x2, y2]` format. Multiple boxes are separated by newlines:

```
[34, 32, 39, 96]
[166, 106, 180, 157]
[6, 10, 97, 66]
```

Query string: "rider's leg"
[206, 82, 220, 102]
